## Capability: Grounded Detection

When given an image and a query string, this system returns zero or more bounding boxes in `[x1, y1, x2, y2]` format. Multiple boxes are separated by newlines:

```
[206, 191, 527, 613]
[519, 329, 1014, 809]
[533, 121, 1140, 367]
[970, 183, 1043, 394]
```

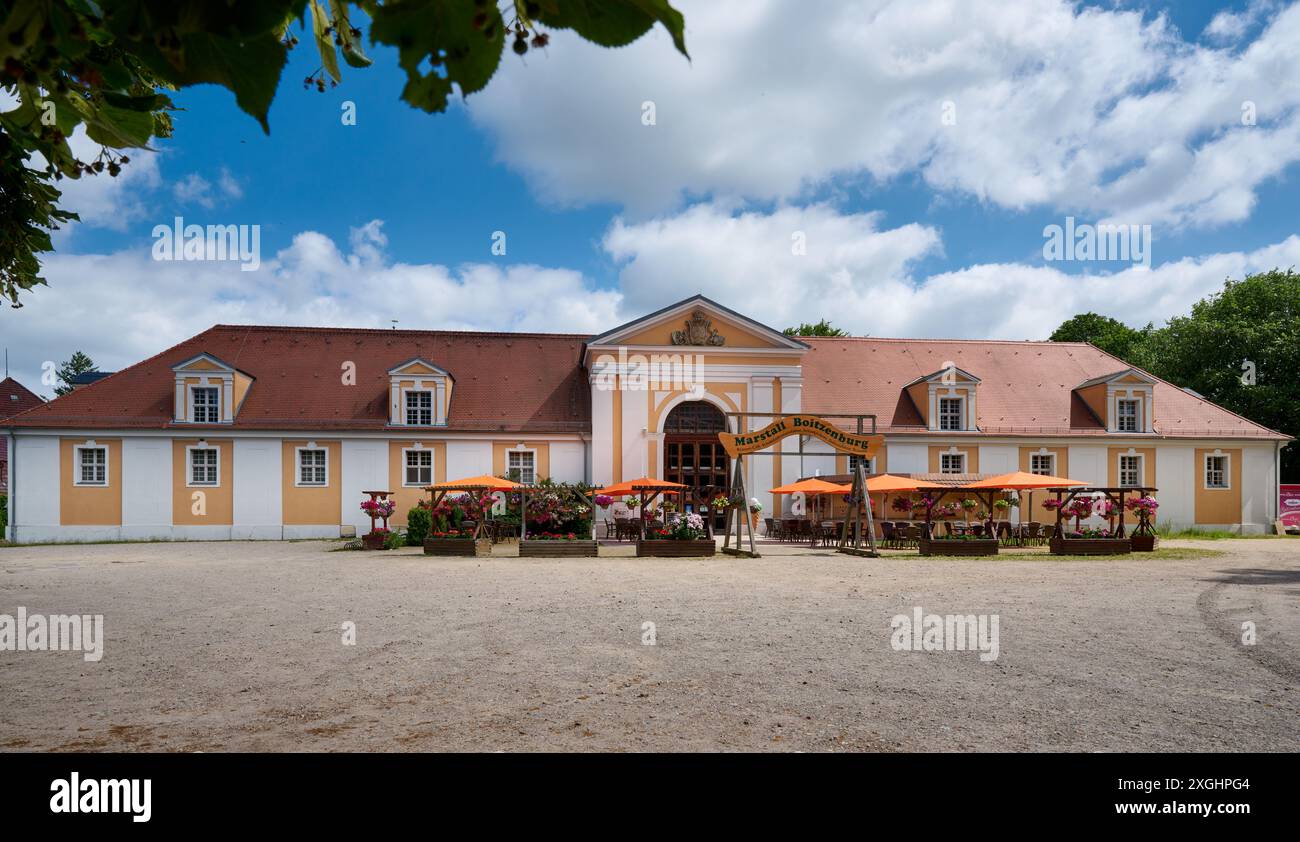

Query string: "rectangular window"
[848, 455, 873, 476]
[1029, 453, 1055, 476]
[189, 448, 219, 486]
[1205, 455, 1228, 489]
[939, 453, 965, 474]
[1116, 399, 1139, 432]
[405, 450, 432, 486]
[938, 397, 963, 431]
[405, 391, 433, 425]
[507, 451, 535, 484]
[192, 387, 220, 423]
[1119, 455, 1141, 487]
[297, 449, 327, 486]
[76, 446, 108, 486]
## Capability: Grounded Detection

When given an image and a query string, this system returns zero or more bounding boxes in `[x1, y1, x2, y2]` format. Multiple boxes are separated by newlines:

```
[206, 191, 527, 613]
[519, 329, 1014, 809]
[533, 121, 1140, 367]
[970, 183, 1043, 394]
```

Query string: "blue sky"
[4, 0, 1300, 391]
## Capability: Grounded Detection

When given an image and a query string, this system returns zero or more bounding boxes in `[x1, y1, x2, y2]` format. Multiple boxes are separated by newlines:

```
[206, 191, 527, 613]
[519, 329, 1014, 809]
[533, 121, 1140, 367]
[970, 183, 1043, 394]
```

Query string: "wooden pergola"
[1044, 485, 1158, 539]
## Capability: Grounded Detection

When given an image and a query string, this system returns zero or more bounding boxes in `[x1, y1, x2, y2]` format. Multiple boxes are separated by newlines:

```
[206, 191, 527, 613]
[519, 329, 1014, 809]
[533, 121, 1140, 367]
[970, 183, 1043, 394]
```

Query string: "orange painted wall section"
[492, 442, 551, 481]
[386, 441, 446, 526]
[1107, 447, 1156, 488]
[929, 444, 979, 473]
[59, 439, 122, 525]
[1019, 446, 1069, 478]
[1194, 448, 1242, 524]
[281, 441, 342, 525]
[172, 439, 234, 525]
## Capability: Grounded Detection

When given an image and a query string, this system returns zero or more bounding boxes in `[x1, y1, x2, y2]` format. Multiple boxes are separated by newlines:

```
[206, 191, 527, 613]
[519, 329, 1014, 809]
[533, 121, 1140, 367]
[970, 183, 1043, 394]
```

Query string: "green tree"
[0, 0, 689, 306]
[1048, 312, 1153, 366]
[53, 349, 95, 396]
[1141, 269, 1299, 481]
[783, 319, 850, 337]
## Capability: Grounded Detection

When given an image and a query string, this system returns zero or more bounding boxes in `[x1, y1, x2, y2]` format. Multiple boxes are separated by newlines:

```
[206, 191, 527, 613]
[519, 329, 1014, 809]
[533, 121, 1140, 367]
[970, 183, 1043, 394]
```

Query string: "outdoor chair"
[1028, 521, 1044, 545]
[880, 521, 896, 548]
[903, 525, 921, 548]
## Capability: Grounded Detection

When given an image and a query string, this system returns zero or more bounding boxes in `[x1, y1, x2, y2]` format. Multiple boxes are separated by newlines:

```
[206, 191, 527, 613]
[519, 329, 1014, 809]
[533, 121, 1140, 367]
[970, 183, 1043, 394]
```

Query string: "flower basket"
[919, 537, 999, 557]
[520, 539, 599, 557]
[1050, 536, 1132, 555]
[1129, 534, 1158, 552]
[636, 539, 715, 557]
[422, 529, 483, 556]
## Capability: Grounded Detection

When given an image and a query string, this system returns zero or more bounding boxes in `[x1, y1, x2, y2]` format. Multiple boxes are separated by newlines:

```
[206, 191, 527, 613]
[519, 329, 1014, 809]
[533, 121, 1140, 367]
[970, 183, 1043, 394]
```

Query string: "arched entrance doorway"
[663, 400, 730, 529]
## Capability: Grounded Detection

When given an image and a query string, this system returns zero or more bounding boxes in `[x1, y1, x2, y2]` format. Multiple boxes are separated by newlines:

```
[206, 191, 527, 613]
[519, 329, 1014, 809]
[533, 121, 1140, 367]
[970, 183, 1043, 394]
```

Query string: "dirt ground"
[1, 538, 1296, 752]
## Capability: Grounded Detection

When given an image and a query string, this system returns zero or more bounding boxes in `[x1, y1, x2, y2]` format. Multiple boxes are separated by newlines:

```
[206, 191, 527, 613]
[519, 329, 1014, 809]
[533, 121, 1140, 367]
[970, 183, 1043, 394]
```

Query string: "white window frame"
[1029, 453, 1055, 476]
[189, 384, 221, 424]
[186, 445, 221, 487]
[506, 449, 536, 484]
[848, 455, 874, 476]
[1116, 398, 1140, 433]
[404, 389, 434, 426]
[295, 446, 329, 487]
[939, 452, 966, 474]
[1118, 453, 1143, 488]
[403, 448, 433, 487]
[938, 397, 964, 432]
[1204, 453, 1230, 490]
[72, 444, 109, 487]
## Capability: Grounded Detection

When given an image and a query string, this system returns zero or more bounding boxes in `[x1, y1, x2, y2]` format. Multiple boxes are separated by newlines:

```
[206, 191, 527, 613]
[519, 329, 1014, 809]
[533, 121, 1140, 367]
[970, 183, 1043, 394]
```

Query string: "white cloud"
[0, 221, 621, 393]
[1203, 1, 1278, 43]
[173, 173, 215, 208]
[467, 0, 1300, 229]
[5, 210, 1298, 395]
[599, 202, 1300, 340]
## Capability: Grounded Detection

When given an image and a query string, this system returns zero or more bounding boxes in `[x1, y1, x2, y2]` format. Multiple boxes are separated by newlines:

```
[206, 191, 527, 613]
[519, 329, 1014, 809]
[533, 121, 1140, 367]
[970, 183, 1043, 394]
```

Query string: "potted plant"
[517, 481, 599, 557]
[1048, 496, 1131, 555]
[1124, 496, 1160, 552]
[638, 512, 715, 557]
[959, 497, 979, 524]
[360, 498, 396, 550]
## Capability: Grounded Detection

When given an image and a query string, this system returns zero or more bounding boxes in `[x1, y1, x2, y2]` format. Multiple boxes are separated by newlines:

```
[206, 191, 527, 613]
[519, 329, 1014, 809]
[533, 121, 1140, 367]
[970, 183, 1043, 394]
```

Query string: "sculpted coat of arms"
[671, 311, 726, 346]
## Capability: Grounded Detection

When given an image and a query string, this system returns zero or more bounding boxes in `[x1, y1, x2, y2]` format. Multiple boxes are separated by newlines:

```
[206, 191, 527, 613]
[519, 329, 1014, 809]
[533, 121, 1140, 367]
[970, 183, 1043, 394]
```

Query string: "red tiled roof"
[4, 327, 1284, 441]
[5, 326, 591, 433]
[1, 377, 44, 421]
[801, 337, 1287, 440]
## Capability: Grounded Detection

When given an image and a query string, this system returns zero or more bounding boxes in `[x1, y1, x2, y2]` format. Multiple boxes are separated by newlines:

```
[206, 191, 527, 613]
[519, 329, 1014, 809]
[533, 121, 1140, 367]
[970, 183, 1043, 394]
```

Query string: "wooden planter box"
[423, 538, 481, 556]
[1129, 535, 1158, 552]
[636, 539, 716, 558]
[1050, 537, 1132, 555]
[919, 538, 999, 557]
[361, 532, 388, 551]
[519, 540, 599, 558]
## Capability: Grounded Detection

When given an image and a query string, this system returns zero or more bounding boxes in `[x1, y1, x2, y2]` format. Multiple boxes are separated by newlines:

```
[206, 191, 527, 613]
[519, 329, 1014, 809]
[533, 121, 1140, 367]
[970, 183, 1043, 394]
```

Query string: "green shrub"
[383, 530, 407, 550]
[406, 506, 431, 546]
[0, 492, 6, 534]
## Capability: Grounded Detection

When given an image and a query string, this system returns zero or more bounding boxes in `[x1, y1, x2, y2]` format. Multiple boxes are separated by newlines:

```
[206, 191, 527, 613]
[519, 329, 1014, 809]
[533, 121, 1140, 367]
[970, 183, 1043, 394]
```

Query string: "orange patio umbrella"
[960, 471, 1085, 490]
[595, 476, 688, 496]
[426, 474, 524, 492]
[861, 474, 949, 522]
[769, 478, 852, 495]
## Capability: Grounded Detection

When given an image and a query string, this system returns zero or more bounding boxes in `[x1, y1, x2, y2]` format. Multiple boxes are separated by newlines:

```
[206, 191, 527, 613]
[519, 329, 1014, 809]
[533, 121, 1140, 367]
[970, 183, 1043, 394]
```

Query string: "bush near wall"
[406, 506, 431, 546]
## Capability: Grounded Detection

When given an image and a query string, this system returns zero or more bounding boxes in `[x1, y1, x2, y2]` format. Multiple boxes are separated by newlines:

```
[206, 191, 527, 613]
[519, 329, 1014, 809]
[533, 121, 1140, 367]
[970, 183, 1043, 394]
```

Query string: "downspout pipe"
[5, 427, 14, 543]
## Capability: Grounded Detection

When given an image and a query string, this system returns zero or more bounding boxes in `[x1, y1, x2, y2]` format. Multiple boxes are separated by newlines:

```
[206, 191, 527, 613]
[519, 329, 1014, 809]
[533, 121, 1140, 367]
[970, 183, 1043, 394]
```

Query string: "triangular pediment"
[388, 357, 451, 378]
[1074, 368, 1156, 390]
[586, 295, 808, 352]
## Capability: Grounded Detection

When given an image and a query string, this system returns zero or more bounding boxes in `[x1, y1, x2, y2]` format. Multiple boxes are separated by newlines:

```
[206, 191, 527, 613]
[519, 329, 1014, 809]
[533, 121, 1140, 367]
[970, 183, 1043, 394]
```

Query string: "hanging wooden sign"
[718, 415, 883, 457]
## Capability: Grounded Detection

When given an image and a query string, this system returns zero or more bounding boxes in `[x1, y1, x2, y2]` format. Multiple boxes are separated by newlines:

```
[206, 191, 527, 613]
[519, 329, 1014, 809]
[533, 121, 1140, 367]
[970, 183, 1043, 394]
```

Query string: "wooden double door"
[662, 402, 731, 530]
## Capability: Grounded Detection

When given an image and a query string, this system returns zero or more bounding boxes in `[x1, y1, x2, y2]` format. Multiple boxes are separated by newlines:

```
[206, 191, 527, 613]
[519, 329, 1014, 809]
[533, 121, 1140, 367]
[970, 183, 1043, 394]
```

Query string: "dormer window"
[405, 390, 433, 426]
[192, 386, 220, 423]
[1073, 369, 1156, 434]
[903, 364, 980, 432]
[388, 358, 451, 427]
[171, 353, 252, 425]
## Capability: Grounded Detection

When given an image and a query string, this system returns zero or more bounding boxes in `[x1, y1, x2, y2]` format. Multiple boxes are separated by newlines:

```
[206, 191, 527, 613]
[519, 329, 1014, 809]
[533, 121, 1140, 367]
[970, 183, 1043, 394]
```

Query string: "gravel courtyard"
[1, 539, 1296, 752]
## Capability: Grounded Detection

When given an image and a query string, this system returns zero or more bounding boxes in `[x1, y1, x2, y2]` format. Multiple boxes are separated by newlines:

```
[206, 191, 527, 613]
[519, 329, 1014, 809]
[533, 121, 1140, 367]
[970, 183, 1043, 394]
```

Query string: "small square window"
[939, 453, 965, 474]
[1205, 455, 1228, 489]
[938, 398, 963, 431]
[1119, 455, 1141, 487]
[192, 387, 220, 423]
[1116, 399, 1140, 432]
[76, 446, 107, 486]
[405, 450, 432, 486]
[405, 391, 433, 425]
[190, 448, 219, 486]
[507, 451, 535, 484]
[848, 455, 873, 476]
[298, 449, 327, 486]
[1029, 453, 1055, 476]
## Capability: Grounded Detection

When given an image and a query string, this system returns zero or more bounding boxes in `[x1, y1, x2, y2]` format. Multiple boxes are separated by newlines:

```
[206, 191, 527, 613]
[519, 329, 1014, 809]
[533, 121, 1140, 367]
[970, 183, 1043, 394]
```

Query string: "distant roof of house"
[67, 370, 113, 385]
[6, 325, 591, 433]
[0, 377, 44, 421]
[800, 337, 1288, 440]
